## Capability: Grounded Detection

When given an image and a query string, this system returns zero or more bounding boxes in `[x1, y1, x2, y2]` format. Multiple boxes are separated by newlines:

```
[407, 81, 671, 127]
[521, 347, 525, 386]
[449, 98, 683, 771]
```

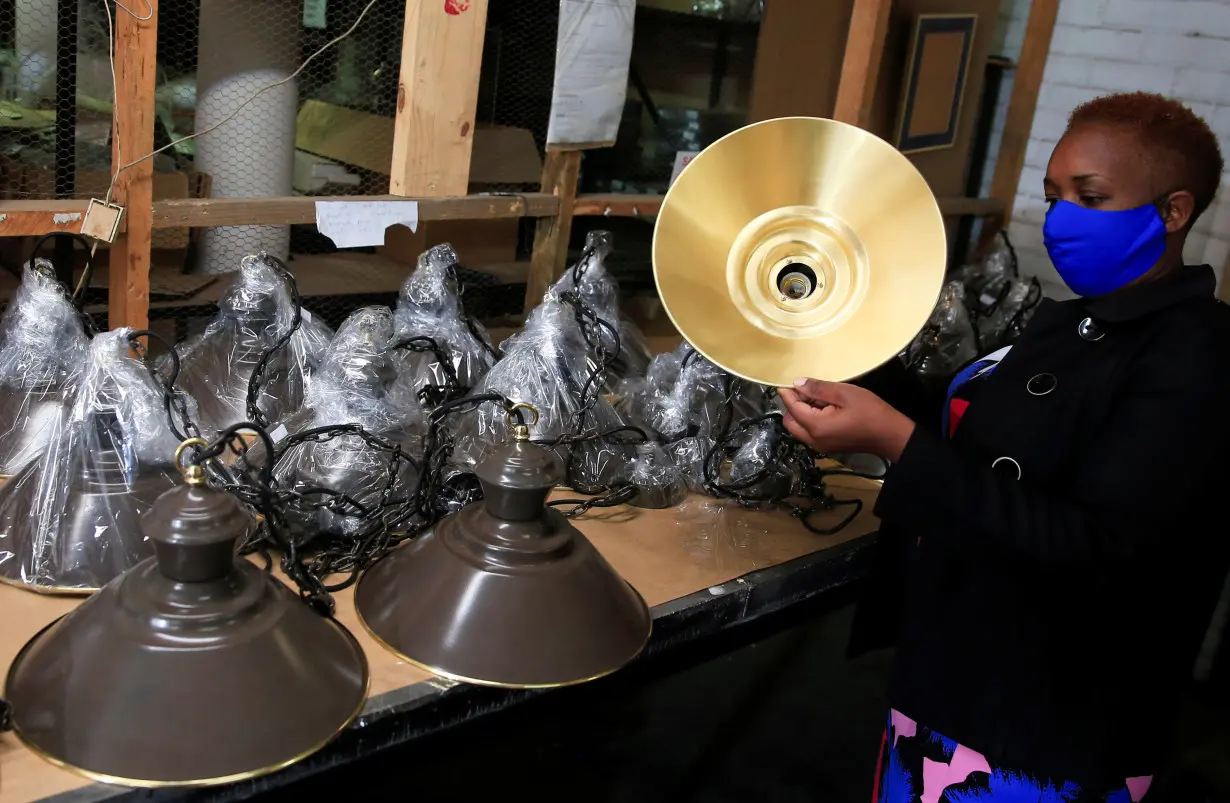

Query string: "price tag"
[303, 0, 327, 29]
[669, 151, 699, 187]
[81, 199, 123, 243]
[268, 423, 289, 443]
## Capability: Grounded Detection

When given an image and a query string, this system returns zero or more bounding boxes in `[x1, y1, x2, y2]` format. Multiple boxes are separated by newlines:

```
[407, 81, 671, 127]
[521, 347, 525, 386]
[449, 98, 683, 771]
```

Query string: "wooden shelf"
[0, 193, 559, 236]
[572, 193, 1006, 219]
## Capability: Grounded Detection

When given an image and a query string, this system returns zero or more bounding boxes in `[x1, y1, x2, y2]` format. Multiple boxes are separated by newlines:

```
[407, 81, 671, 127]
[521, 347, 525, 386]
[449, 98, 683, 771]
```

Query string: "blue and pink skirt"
[875, 710, 1153, 802]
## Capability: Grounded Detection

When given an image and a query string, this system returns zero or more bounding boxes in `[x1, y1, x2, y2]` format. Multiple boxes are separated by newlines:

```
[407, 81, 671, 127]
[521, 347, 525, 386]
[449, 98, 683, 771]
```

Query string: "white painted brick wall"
[996, 0, 1230, 296]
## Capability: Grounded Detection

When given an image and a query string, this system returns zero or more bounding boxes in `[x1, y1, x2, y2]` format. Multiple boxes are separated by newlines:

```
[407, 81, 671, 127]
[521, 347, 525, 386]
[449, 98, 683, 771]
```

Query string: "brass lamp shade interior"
[5, 459, 369, 787]
[356, 423, 652, 688]
[652, 116, 948, 386]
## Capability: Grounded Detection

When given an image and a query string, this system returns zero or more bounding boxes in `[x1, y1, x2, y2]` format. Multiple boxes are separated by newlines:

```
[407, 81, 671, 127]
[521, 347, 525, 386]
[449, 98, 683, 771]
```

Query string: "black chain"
[129, 329, 201, 446]
[187, 394, 513, 609]
[390, 334, 462, 406]
[244, 254, 304, 430]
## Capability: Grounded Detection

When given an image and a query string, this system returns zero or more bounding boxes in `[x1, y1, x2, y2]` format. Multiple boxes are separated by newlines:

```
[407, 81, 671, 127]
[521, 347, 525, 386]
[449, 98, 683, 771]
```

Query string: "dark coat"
[851, 264, 1230, 787]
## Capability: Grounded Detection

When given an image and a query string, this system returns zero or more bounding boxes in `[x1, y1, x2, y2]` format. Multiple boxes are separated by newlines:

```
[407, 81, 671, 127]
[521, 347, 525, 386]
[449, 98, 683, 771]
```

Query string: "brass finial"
[505, 402, 539, 443]
[174, 438, 210, 487]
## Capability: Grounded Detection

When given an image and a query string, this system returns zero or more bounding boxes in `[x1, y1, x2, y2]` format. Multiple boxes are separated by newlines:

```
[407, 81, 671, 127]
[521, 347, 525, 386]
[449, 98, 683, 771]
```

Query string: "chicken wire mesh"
[0, 0, 760, 343]
[0, 0, 117, 202]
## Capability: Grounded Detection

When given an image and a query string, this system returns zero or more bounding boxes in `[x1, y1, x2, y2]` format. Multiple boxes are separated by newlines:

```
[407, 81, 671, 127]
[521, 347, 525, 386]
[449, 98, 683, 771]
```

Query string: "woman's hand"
[778, 379, 916, 462]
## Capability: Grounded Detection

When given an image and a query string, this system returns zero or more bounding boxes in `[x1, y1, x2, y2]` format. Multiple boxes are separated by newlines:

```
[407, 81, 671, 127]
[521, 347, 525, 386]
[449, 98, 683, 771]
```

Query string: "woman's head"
[1042, 93, 1223, 296]
[1045, 92, 1223, 234]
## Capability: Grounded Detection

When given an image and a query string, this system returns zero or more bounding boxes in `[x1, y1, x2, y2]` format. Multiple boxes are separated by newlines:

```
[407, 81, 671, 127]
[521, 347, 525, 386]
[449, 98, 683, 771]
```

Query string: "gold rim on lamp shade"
[652, 116, 948, 387]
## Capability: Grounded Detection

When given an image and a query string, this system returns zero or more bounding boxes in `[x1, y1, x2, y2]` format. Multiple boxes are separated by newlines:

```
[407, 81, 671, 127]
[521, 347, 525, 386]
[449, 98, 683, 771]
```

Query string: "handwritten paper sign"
[547, 0, 636, 147]
[314, 200, 419, 249]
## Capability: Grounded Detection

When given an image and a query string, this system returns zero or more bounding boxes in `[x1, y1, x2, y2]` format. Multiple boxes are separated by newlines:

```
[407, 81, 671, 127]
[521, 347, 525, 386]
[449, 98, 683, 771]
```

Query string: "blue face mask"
[1042, 200, 1168, 298]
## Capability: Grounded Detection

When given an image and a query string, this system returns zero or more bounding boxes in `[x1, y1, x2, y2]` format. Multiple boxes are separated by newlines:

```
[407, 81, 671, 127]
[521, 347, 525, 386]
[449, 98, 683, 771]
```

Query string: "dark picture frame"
[895, 13, 978, 155]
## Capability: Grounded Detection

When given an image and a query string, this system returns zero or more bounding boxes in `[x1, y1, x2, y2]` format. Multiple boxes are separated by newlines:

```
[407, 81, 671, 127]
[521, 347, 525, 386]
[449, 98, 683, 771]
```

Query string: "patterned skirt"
[874, 710, 1154, 803]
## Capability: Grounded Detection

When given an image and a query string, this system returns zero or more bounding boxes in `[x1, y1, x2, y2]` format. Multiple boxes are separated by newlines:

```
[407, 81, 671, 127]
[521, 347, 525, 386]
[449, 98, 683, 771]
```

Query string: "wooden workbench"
[0, 475, 881, 803]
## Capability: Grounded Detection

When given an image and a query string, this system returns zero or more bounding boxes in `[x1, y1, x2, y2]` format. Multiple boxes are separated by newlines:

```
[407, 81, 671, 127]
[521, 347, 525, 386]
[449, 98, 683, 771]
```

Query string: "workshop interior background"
[1, 0, 1229, 325]
[0, 0, 1228, 800]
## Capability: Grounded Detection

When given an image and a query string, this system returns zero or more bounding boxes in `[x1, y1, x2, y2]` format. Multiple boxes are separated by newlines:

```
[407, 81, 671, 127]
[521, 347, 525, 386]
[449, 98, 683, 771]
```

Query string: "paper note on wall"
[547, 0, 636, 148]
[669, 151, 699, 187]
[314, 201, 419, 249]
[303, 0, 327, 29]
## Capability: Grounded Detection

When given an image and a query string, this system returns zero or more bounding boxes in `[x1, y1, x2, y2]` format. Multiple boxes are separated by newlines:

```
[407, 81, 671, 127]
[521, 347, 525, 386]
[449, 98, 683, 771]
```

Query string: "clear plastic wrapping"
[273, 307, 425, 536]
[627, 441, 687, 508]
[958, 233, 1018, 306]
[392, 243, 497, 396]
[646, 346, 730, 440]
[976, 277, 1042, 353]
[904, 280, 979, 381]
[452, 297, 624, 471]
[678, 496, 775, 571]
[725, 422, 795, 500]
[172, 254, 333, 434]
[0, 261, 89, 476]
[0, 329, 188, 591]
[548, 231, 653, 383]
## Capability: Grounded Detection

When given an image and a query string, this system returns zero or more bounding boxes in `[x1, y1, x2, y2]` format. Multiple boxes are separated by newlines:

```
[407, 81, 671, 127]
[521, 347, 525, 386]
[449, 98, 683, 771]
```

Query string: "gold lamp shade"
[356, 417, 652, 688]
[5, 452, 369, 787]
[653, 116, 947, 386]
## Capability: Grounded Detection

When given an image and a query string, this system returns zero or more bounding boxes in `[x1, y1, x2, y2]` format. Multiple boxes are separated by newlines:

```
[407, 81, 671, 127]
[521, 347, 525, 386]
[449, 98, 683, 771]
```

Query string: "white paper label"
[300, 308, 314, 324]
[268, 423, 289, 443]
[303, 0, 327, 29]
[547, 0, 636, 147]
[669, 151, 699, 187]
[314, 200, 419, 249]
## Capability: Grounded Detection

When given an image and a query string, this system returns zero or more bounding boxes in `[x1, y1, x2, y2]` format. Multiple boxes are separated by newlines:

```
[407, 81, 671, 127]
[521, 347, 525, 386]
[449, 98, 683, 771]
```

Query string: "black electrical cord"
[27, 231, 99, 334]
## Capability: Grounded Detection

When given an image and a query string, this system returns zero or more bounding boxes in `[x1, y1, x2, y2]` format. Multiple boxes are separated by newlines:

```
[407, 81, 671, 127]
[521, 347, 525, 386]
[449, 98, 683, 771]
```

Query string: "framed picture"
[895, 13, 978, 155]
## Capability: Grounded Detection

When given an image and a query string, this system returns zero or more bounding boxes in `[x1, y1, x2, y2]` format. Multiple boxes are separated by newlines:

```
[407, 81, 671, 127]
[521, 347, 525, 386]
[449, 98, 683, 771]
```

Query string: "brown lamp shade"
[5, 462, 369, 787]
[356, 425, 652, 688]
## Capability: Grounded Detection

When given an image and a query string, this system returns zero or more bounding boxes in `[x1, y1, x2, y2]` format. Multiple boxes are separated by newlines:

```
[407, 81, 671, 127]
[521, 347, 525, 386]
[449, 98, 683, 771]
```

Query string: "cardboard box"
[13, 165, 206, 251]
[294, 100, 543, 266]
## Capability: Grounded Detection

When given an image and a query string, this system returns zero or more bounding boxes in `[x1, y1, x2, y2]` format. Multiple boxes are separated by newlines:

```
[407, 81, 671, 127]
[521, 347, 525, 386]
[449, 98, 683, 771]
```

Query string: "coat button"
[992, 456, 1022, 480]
[1027, 373, 1057, 396]
[1078, 317, 1104, 341]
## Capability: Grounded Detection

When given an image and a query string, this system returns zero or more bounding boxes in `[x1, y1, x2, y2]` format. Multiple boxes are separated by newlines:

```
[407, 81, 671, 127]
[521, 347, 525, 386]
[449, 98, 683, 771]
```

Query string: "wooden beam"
[573, 194, 661, 218]
[833, 0, 893, 127]
[525, 150, 582, 313]
[937, 196, 1006, 218]
[108, 0, 158, 331]
[389, 0, 489, 197]
[570, 194, 1006, 220]
[988, 0, 1059, 220]
[0, 201, 98, 237]
[150, 193, 559, 229]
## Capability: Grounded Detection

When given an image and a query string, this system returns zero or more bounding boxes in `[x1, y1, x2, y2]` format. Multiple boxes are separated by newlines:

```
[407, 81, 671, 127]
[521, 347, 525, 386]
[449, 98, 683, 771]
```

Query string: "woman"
[780, 92, 1230, 801]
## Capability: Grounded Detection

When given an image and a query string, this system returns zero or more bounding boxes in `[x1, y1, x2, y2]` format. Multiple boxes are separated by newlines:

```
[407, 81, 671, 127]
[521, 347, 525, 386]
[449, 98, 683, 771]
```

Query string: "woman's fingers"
[792, 378, 846, 405]
[779, 389, 830, 429]
[781, 412, 813, 446]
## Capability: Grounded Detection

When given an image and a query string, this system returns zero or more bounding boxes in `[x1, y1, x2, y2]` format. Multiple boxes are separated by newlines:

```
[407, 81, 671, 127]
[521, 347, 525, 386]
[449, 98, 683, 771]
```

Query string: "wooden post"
[108, 0, 158, 331]
[524, 149, 581, 313]
[985, 0, 1059, 227]
[389, 0, 490, 197]
[833, 0, 893, 128]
